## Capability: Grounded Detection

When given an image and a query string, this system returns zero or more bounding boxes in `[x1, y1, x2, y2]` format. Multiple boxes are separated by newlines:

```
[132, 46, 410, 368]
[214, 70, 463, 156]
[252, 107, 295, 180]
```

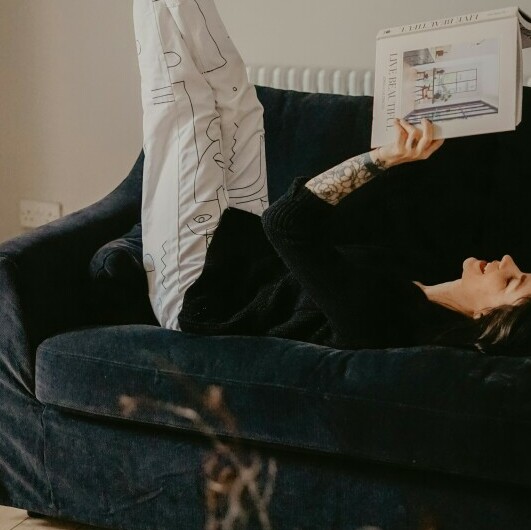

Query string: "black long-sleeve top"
[178, 176, 468, 349]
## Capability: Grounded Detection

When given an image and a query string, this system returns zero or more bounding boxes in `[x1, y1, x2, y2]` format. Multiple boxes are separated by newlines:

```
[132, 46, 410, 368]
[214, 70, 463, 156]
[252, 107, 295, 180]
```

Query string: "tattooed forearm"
[305, 150, 388, 205]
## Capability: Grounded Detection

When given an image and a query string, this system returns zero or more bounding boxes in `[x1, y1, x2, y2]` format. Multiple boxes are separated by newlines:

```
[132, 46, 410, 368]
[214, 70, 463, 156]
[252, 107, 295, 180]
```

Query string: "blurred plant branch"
[118, 355, 277, 530]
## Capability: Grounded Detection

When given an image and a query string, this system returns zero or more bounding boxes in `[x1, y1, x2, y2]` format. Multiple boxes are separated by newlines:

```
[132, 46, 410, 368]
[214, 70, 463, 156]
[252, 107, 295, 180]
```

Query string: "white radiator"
[246, 65, 374, 96]
[246, 65, 531, 96]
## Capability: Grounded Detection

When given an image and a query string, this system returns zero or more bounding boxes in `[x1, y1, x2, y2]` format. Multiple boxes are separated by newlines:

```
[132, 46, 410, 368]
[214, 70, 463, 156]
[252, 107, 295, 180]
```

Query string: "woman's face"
[460, 255, 531, 316]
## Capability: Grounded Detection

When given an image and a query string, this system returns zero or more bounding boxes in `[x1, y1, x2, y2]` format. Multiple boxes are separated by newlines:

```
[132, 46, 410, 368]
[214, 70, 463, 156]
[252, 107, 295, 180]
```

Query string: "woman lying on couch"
[135, 0, 531, 356]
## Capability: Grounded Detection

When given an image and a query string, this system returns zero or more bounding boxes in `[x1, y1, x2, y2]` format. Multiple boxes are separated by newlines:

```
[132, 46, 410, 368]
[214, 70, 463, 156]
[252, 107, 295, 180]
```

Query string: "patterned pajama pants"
[133, 0, 268, 329]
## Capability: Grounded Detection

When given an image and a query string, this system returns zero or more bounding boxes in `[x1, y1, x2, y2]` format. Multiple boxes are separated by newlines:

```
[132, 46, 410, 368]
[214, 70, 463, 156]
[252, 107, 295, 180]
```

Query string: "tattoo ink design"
[365, 150, 388, 175]
[305, 152, 388, 206]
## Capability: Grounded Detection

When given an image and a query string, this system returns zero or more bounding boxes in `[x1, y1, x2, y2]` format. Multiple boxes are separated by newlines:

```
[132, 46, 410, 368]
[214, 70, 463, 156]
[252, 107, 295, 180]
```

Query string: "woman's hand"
[304, 117, 444, 205]
[374, 117, 445, 168]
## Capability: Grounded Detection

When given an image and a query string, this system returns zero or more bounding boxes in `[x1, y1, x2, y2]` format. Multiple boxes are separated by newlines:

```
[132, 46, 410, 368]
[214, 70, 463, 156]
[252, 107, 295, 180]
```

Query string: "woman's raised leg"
[134, 0, 229, 329]
[165, 0, 269, 215]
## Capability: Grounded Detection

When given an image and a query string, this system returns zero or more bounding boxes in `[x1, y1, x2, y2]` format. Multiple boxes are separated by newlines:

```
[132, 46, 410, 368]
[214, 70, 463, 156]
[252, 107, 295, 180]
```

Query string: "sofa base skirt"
[25, 405, 531, 530]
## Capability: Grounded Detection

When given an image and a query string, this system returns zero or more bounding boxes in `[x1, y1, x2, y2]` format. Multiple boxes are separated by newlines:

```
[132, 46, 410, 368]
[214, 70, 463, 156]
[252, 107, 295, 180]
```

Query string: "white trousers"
[133, 0, 268, 329]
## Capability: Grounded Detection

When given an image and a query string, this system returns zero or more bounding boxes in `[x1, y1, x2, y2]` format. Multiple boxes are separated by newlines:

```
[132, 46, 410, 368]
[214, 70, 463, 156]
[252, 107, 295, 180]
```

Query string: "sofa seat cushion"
[35, 325, 531, 486]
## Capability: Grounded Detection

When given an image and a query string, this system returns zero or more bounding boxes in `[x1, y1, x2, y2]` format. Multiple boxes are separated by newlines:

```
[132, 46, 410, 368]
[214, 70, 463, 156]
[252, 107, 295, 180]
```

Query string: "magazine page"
[376, 7, 519, 40]
[371, 17, 519, 148]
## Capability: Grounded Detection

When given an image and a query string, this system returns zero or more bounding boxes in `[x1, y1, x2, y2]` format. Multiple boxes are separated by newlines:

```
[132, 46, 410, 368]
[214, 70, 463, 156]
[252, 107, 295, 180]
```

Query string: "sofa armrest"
[0, 151, 144, 375]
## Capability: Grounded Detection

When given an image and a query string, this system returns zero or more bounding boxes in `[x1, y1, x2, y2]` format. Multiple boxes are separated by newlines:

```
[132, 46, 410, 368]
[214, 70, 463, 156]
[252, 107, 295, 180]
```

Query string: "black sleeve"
[261, 176, 426, 348]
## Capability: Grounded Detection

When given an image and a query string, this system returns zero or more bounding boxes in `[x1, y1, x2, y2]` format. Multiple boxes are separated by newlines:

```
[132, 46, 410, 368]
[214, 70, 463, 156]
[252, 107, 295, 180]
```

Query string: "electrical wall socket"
[20, 199, 62, 228]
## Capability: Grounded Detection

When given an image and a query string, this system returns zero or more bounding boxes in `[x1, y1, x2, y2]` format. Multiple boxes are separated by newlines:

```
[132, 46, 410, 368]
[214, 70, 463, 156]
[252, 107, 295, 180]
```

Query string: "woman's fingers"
[417, 119, 445, 159]
[394, 118, 408, 147]
[399, 118, 421, 150]
[399, 117, 442, 160]
[423, 137, 445, 158]
[379, 117, 444, 167]
[416, 118, 433, 153]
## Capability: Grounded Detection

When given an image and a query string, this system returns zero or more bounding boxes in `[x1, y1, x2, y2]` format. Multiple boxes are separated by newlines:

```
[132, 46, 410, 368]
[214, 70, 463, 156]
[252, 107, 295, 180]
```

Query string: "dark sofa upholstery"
[1, 86, 531, 530]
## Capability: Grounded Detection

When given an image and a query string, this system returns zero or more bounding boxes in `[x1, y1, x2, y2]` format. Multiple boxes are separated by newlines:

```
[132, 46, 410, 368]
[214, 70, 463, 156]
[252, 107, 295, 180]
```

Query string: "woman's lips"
[479, 260, 487, 273]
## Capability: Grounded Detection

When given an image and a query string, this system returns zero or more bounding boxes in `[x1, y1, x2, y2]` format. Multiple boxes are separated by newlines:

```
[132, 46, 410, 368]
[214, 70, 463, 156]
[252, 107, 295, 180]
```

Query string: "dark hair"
[434, 296, 531, 356]
[474, 296, 531, 356]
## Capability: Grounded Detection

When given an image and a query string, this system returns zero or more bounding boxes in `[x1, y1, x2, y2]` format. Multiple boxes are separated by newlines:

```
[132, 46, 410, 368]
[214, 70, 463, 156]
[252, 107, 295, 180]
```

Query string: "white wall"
[1, 0, 530, 243]
[0, 0, 142, 243]
[215, 0, 531, 71]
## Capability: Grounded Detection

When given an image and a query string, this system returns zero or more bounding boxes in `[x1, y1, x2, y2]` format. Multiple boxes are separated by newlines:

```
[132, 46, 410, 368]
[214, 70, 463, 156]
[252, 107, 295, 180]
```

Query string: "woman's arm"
[262, 118, 445, 347]
[305, 117, 444, 205]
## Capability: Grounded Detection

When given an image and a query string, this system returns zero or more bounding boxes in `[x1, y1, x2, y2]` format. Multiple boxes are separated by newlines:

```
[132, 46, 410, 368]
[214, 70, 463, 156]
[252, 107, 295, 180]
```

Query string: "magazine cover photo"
[402, 38, 500, 125]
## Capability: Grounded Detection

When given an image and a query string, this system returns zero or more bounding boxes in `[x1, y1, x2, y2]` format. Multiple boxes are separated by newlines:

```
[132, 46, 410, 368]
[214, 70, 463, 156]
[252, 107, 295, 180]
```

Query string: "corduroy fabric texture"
[36, 325, 531, 487]
[38, 404, 531, 530]
[1, 86, 531, 529]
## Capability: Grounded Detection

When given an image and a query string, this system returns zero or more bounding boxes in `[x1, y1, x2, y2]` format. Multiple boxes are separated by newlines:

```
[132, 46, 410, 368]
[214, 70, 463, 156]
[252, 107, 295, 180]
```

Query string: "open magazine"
[371, 6, 531, 148]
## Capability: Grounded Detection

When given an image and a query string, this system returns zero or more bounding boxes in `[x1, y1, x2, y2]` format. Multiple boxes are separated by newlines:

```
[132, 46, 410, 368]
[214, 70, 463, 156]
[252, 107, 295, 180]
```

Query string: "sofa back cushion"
[89, 85, 531, 324]
[258, 87, 375, 203]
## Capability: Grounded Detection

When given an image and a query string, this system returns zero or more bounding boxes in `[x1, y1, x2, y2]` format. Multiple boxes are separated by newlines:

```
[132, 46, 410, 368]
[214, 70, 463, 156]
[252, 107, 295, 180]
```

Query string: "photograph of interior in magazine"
[371, 11, 523, 147]
[402, 38, 500, 125]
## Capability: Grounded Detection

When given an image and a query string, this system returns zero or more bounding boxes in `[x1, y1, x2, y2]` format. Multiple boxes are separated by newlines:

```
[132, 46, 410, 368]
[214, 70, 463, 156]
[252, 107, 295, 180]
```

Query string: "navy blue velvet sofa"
[2, 85, 531, 530]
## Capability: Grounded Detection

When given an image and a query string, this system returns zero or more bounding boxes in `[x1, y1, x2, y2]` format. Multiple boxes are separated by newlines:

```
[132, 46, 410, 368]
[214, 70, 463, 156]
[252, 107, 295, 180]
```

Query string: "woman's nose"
[500, 254, 520, 273]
